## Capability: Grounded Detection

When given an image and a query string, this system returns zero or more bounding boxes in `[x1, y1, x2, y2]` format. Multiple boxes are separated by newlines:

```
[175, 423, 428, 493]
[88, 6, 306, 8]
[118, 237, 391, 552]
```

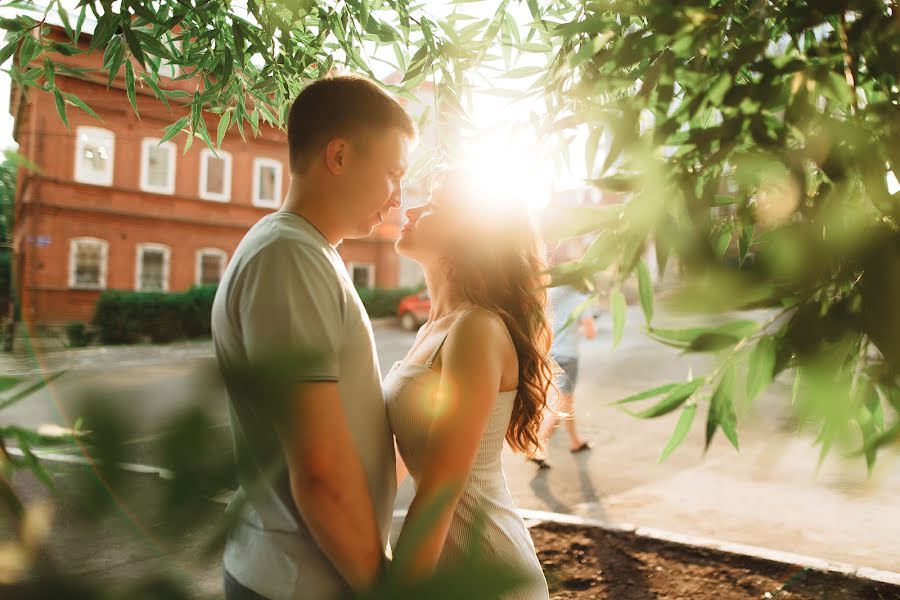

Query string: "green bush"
[356, 286, 422, 319]
[65, 321, 95, 348]
[93, 286, 217, 345]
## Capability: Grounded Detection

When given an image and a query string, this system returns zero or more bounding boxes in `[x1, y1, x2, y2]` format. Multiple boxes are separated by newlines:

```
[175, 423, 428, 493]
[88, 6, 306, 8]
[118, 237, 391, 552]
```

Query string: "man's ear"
[325, 138, 348, 175]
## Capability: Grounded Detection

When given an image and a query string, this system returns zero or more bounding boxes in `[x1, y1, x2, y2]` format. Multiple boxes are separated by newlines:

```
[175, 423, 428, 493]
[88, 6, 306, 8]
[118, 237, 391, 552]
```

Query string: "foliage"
[532, 0, 900, 467]
[356, 285, 423, 319]
[92, 285, 216, 344]
[64, 320, 94, 347]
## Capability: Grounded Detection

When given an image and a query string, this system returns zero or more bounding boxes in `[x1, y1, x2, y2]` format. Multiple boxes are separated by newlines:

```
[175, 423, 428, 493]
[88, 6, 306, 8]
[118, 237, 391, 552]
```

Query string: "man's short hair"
[287, 75, 416, 174]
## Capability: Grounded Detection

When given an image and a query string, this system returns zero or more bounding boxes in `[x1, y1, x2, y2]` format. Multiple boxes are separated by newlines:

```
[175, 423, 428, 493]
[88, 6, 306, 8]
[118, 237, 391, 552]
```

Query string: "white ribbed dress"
[384, 326, 550, 600]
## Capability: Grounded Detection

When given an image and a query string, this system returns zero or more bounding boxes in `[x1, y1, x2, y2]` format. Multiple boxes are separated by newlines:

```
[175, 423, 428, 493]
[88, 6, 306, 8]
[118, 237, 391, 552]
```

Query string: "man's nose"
[389, 181, 403, 209]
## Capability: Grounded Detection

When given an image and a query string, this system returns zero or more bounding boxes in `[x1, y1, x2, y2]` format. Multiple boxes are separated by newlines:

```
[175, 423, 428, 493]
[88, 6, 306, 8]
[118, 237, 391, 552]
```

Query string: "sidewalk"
[494, 306, 900, 574]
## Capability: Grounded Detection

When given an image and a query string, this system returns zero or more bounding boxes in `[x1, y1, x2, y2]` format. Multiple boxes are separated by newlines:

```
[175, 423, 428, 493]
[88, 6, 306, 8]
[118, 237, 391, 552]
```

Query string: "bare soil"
[532, 523, 900, 600]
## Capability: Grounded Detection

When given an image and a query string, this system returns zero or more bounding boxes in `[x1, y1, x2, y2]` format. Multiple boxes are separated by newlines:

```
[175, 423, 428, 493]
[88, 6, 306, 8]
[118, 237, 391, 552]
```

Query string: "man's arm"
[237, 241, 384, 591]
[278, 381, 384, 592]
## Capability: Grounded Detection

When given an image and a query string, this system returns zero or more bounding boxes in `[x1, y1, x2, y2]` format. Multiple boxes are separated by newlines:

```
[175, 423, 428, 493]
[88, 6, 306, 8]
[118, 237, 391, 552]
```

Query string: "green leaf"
[706, 365, 739, 451]
[706, 72, 732, 106]
[739, 224, 754, 266]
[746, 336, 776, 402]
[612, 383, 680, 406]
[687, 332, 742, 352]
[16, 441, 56, 492]
[42, 56, 54, 89]
[649, 320, 758, 349]
[124, 60, 138, 117]
[557, 293, 598, 339]
[182, 130, 194, 155]
[610, 287, 626, 349]
[660, 404, 697, 462]
[53, 88, 68, 130]
[637, 261, 653, 326]
[49, 41, 79, 56]
[89, 13, 119, 53]
[567, 32, 612, 68]
[630, 379, 704, 419]
[62, 93, 101, 121]
[75, 5, 87, 40]
[18, 34, 39, 67]
[714, 222, 733, 256]
[122, 23, 147, 68]
[159, 116, 189, 145]
[217, 110, 232, 149]
[139, 72, 170, 111]
[0, 370, 69, 412]
[499, 66, 543, 78]
[105, 37, 125, 88]
[822, 70, 854, 106]
[0, 38, 19, 65]
[508, 41, 551, 52]
[58, 3, 74, 39]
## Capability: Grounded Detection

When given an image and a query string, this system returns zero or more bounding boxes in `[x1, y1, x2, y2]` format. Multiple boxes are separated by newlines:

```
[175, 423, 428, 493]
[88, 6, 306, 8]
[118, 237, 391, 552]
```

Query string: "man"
[212, 75, 415, 600]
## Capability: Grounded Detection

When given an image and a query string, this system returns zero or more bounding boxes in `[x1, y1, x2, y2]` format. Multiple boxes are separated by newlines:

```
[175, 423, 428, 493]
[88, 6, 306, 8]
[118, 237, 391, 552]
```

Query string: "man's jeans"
[224, 570, 270, 600]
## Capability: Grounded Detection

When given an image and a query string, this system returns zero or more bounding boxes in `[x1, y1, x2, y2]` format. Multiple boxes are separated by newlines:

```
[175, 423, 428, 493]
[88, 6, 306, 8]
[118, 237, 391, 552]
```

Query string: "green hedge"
[93, 286, 217, 345]
[356, 286, 422, 319]
[92, 284, 419, 344]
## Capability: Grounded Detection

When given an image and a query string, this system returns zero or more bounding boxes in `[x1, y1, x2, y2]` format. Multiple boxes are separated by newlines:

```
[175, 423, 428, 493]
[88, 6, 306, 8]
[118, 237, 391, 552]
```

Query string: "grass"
[0, 375, 23, 393]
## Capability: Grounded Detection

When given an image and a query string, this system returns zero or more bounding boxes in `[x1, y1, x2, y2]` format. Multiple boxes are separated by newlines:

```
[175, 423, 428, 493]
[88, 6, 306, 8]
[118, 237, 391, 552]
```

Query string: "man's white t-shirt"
[212, 212, 395, 600]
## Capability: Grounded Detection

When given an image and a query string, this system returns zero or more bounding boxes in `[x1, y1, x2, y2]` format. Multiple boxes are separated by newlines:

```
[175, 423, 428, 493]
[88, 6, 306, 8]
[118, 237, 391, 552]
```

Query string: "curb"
[391, 508, 900, 587]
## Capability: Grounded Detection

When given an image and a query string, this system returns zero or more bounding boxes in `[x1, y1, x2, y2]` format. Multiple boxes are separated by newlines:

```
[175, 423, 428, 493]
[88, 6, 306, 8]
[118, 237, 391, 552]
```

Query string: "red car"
[397, 290, 430, 330]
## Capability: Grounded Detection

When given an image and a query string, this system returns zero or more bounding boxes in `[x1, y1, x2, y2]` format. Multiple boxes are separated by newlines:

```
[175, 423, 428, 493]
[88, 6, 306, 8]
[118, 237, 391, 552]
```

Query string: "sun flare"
[455, 127, 554, 214]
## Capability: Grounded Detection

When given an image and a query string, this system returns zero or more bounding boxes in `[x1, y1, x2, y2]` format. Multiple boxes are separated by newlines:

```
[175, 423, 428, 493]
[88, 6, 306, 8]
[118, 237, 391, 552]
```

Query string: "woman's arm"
[391, 309, 510, 581]
[395, 437, 409, 489]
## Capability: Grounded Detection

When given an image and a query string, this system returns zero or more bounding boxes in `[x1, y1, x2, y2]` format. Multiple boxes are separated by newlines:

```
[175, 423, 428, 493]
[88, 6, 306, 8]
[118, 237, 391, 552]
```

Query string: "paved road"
[3, 310, 898, 596]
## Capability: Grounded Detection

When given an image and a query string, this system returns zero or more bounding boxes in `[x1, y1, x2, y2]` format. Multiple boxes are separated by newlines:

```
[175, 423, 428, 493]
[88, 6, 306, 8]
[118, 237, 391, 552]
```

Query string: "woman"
[383, 167, 553, 599]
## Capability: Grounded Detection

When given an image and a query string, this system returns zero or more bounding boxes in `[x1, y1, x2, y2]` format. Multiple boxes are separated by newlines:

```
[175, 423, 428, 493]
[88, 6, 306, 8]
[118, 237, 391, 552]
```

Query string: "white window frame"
[198, 148, 232, 202]
[135, 243, 171, 292]
[347, 262, 375, 289]
[252, 157, 283, 208]
[68, 237, 108, 290]
[74, 126, 115, 186]
[140, 138, 177, 195]
[195, 248, 228, 286]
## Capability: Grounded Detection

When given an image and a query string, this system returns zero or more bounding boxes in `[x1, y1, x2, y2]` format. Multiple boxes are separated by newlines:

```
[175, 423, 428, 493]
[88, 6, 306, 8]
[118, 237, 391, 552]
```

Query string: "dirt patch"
[532, 523, 900, 600]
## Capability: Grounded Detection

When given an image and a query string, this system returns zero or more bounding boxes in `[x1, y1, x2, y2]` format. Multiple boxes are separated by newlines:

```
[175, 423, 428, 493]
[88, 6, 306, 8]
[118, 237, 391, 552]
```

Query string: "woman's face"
[395, 178, 464, 263]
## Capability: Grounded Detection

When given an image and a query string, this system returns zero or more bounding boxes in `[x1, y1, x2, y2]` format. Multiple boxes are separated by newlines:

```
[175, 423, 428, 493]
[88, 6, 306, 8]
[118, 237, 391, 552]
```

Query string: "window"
[348, 263, 375, 288]
[69, 238, 108, 289]
[140, 138, 176, 194]
[74, 127, 115, 186]
[196, 248, 227, 286]
[136, 243, 171, 292]
[199, 149, 232, 202]
[252, 158, 283, 208]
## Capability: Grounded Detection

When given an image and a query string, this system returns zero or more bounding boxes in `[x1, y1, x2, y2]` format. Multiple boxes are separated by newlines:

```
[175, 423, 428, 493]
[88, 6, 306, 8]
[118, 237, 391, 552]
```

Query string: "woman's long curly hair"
[433, 168, 556, 456]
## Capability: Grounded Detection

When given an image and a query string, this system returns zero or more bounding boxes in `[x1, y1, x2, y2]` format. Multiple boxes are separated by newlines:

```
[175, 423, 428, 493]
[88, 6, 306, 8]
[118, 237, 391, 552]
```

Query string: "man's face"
[339, 128, 410, 239]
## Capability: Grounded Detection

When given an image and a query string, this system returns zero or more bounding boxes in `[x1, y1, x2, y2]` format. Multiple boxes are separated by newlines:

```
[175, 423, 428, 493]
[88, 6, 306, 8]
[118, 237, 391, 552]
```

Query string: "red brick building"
[11, 26, 411, 326]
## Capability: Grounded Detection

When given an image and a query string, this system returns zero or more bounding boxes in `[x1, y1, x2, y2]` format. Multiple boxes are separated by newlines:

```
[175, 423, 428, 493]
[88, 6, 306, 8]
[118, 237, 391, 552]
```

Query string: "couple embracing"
[212, 75, 554, 600]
